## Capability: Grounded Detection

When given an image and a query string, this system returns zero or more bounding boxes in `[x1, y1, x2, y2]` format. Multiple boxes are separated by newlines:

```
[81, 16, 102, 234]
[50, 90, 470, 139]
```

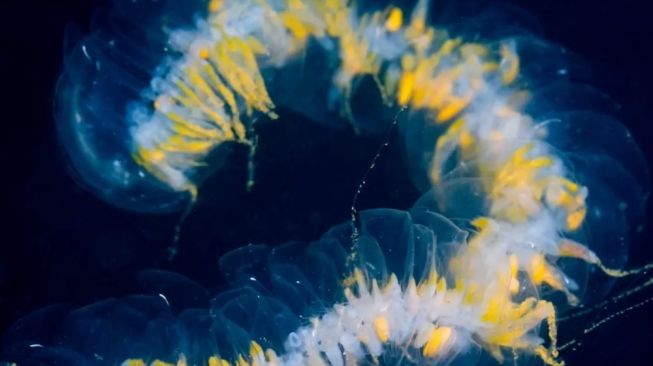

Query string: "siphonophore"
[2, 0, 651, 365]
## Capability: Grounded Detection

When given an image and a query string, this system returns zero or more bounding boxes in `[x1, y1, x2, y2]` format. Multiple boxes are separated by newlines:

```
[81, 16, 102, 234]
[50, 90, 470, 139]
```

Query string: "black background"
[1, 0, 652, 364]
